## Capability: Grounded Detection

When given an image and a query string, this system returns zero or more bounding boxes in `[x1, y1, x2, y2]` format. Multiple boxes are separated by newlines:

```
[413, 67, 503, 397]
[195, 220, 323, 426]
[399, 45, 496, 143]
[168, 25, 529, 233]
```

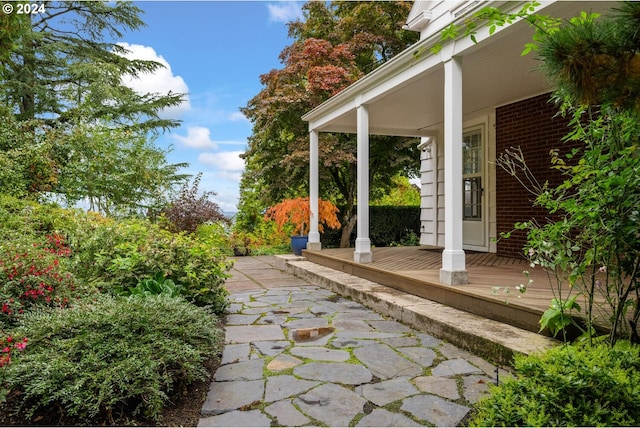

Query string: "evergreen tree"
[0, 2, 188, 210]
[1, 1, 183, 131]
[537, 2, 640, 112]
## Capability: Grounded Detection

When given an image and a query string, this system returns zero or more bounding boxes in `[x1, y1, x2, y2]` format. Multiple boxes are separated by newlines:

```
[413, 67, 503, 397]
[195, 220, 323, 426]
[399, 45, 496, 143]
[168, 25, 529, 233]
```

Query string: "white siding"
[419, 112, 498, 252]
[419, 136, 438, 246]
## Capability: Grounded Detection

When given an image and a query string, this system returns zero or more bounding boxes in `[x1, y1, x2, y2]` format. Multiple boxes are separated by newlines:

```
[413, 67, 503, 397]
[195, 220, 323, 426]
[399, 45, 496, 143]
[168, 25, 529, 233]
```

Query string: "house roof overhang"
[302, 1, 615, 138]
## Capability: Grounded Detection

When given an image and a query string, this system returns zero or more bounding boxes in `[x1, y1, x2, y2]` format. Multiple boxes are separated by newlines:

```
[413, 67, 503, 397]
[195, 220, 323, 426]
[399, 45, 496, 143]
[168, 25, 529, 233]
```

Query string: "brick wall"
[495, 93, 575, 257]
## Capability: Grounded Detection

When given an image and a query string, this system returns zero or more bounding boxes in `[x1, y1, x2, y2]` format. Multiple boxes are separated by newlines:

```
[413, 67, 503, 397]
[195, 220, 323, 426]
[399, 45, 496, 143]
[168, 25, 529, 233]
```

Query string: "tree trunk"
[18, 16, 36, 121]
[339, 213, 357, 248]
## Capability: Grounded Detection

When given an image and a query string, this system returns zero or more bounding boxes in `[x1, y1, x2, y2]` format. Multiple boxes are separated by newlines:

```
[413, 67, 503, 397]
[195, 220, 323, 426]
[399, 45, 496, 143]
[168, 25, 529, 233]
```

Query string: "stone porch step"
[275, 255, 558, 367]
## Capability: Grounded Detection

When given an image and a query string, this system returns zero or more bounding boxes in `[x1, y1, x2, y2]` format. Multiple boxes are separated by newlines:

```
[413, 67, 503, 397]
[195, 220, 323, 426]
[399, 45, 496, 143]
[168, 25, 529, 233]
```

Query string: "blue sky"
[120, 1, 305, 213]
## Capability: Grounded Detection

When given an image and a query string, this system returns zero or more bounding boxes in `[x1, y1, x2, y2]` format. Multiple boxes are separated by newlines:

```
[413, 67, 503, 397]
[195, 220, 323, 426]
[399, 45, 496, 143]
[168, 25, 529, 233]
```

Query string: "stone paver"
[357, 377, 419, 406]
[289, 346, 350, 362]
[253, 340, 290, 357]
[294, 362, 373, 385]
[353, 343, 423, 379]
[199, 255, 502, 427]
[414, 376, 460, 400]
[201, 379, 264, 415]
[399, 346, 437, 367]
[264, 375, 320, 402]
[266, 354, 303, 372]
[198, 410, 271, 427]
[294, 383, 366, 427]
[401, 395, 472, 427]
[357, 409, 422, 427]
[431, 358, 483, 377]
[213, 358, 264, 381]
[264, 400, 311, 426]
[220, 343, 250, 365]
[225, 324, 285, 343]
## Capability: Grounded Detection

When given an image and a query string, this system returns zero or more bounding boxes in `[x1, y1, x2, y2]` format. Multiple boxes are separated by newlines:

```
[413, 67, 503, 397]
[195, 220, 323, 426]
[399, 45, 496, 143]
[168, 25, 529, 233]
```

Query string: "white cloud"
[116, 42, 190, 118]
[267, 2, 303, 23]
[198, 151, 245, 172]
[171, 127, 217, 150]
[213, 190, 240, 214]
[228, 111, 249, 123]
[171, 127, 248, 151]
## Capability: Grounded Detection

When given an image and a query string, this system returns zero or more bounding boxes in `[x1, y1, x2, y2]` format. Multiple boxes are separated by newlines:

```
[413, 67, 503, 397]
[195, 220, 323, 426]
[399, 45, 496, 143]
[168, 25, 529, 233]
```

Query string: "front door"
[462, 128, 486, 248]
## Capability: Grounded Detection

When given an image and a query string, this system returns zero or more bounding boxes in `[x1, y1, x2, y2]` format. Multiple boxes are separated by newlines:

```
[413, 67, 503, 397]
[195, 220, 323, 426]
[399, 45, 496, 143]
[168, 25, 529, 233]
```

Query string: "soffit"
[305, 1, 615, 137]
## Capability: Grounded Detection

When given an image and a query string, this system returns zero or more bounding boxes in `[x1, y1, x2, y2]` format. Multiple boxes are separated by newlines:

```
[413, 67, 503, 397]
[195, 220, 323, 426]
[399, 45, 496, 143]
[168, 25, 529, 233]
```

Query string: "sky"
[119, 1, 306, 213]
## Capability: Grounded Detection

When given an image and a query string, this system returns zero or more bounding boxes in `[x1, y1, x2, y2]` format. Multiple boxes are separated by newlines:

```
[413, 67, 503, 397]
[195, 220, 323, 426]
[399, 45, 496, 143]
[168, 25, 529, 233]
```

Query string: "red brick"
[495, 93, 578, 257]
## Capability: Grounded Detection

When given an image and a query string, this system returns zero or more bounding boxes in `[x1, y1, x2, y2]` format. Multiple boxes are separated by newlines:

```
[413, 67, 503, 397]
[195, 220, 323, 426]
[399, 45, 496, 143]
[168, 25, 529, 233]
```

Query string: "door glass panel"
[463, 132, 481, 174]
[463, 130, 483, 221]
[463, 177, 482, 220]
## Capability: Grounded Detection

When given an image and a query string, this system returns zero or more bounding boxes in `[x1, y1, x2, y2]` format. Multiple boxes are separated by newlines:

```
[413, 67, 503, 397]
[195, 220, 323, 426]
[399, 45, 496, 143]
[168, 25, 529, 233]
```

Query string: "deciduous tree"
[240, 1, 419, 247]
[53, 121, 187, 216]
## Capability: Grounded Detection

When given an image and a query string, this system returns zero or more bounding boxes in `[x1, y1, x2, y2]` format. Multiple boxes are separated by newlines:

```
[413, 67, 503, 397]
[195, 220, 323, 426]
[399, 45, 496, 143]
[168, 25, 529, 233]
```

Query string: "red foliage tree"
[265, 196, 341, 236]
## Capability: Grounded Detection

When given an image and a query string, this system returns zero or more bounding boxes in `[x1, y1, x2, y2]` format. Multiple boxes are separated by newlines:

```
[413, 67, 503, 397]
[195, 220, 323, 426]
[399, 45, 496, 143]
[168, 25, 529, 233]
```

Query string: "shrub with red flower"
[0, 335, 28, 367]
[0, 234, 76, 326]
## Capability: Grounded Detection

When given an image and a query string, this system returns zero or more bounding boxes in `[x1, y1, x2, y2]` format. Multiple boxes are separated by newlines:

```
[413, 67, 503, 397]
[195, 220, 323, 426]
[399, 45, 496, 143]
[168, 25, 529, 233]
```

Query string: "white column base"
[354, 238, 372, 263]
[440, 249, 467, 285]
[307, 232, 321, 251]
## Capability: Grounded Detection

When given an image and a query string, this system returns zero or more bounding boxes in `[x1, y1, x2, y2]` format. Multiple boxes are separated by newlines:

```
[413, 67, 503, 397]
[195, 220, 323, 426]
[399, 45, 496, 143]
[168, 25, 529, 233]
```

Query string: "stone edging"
[275, 254, 558, 367]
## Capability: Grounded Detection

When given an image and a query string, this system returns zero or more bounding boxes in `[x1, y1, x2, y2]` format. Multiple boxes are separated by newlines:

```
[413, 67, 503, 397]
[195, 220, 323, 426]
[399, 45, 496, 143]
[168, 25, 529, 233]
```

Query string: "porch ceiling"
[307, 1, 615, 137]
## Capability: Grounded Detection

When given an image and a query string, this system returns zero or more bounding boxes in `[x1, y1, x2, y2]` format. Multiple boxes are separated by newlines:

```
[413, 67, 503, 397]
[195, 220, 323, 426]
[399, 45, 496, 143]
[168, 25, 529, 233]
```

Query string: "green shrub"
[470, 341, 640, 427]
[74, 217, 231, 313]
[0, 194, 85, 242]
[370, 206, 420, 246]
[321, 205, 421, 248]
[1, 294, 222, 424]
[0, 193, 232, 313]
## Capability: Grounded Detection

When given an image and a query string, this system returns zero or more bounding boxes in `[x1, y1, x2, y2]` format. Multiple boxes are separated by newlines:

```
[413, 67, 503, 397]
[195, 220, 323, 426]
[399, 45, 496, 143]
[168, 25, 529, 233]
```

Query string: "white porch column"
[308, 129, 321, 251]
[440, 56, 468, 285]
[354, 103, 372, 263]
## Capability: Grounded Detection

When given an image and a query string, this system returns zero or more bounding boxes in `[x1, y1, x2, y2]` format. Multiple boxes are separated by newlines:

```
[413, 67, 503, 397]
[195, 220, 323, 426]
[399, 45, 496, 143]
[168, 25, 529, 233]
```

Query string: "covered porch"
[302, 1, 615, 286]
[302, 246, 572, 336]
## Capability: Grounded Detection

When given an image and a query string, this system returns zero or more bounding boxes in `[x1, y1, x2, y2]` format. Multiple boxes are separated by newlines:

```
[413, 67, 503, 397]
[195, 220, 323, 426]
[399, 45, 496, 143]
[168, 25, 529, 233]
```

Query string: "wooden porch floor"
[303, 246, 574, 335]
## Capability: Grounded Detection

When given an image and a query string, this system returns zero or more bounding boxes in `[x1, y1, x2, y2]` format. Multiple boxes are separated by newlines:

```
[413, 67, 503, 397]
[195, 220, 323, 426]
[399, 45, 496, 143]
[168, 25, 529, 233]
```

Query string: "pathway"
[198, 256, 502, 427]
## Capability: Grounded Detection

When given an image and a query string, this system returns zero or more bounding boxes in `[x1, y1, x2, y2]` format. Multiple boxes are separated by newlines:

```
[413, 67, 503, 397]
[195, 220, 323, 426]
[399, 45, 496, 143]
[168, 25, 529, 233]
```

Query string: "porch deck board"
[303, 246, 571, 334]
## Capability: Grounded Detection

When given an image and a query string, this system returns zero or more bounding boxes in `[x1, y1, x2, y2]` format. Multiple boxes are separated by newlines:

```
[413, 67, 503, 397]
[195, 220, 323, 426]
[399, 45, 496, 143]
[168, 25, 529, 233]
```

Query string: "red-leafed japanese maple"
[265, 197, 340, 236]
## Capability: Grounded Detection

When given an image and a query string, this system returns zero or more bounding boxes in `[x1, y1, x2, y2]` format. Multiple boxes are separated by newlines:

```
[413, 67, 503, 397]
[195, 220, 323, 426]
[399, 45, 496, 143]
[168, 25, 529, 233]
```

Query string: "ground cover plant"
[470, 341, 640, 426]
[1, 295, 222, 425]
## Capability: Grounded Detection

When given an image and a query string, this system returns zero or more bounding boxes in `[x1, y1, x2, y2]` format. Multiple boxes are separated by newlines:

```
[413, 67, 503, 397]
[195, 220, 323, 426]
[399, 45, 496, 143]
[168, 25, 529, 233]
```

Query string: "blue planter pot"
[291, 235, 309, 256]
